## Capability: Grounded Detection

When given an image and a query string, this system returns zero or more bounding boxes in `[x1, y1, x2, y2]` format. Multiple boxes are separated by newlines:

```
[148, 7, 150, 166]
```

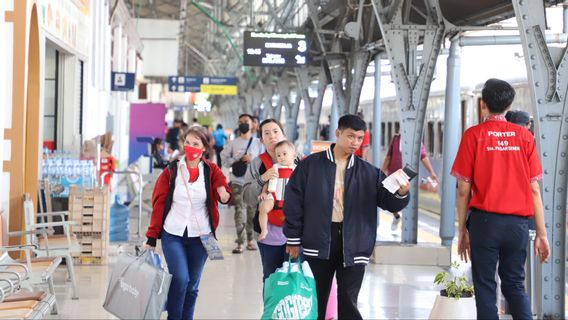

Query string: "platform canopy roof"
[124, 0, 556, 88]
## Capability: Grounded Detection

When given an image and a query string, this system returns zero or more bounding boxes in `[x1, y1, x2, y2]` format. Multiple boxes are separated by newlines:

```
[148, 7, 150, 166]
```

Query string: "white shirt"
[163, 160, 211, 237]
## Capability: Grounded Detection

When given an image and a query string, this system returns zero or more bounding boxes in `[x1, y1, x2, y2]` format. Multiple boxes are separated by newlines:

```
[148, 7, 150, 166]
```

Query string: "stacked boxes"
[69, 186, 109, 265]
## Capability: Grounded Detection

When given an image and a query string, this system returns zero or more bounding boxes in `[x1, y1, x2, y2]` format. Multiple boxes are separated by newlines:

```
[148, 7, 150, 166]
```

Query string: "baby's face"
[275, 145, 296, 166]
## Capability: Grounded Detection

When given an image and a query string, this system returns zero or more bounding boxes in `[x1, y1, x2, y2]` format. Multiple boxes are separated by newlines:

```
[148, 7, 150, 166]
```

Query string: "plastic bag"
[103, 251, 171, 319]
[262, 258, 318, 320]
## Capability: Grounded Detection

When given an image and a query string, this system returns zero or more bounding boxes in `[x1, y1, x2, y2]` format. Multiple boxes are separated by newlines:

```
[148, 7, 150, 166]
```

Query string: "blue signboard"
[168, 76, 238, 92]
[111, 72, 136, 91]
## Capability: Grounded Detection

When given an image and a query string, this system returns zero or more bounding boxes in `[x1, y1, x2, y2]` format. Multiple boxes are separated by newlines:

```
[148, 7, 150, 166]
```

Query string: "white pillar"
[330, 87, 339, 142]
[372, 56, 382, 168]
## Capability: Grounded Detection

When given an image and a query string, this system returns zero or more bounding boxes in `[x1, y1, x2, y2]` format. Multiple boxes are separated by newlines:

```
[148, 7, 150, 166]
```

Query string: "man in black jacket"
[284, 114, 410, 319]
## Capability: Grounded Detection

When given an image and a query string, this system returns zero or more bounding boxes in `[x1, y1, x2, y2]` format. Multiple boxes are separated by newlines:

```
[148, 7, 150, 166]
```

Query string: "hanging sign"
[168, 76, 238, 95]
[111, 72, 136, 91]
[244, 31, 308, 67]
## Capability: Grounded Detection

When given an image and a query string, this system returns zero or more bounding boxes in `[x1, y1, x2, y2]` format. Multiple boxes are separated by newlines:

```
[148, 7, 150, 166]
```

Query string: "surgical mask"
[238, 123, 250, 134]
[184, 145, 203, 160]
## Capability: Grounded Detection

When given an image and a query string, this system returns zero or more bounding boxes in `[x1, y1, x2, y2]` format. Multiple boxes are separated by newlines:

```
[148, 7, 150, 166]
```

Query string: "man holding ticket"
[283, 114, 410, 319]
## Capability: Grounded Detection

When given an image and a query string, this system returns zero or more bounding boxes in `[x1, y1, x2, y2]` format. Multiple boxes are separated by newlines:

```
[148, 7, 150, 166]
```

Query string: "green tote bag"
[262, 258, 318, 320]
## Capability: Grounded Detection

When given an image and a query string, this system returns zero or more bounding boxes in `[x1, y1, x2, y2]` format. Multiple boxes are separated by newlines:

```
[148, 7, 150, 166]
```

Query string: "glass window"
[43, 45, 59, 149]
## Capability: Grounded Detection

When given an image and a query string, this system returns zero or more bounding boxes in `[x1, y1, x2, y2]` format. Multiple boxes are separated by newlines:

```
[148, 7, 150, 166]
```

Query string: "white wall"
[108, 24, 129, 168]
[83, 0, 111, 142]
[136, 19, 178, 77]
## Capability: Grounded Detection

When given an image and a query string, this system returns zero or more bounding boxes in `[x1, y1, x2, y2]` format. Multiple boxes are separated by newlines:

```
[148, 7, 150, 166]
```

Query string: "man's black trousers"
[468, 209, 532, 320]
[305, 222, 365, 320]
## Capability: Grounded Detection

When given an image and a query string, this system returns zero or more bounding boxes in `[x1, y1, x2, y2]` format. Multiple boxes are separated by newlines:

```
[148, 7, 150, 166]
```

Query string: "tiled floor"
[43, 205, 443, 319]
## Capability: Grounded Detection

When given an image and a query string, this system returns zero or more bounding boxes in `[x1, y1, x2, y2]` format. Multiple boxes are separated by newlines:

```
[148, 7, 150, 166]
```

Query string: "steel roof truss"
[373, 0, 446, 244]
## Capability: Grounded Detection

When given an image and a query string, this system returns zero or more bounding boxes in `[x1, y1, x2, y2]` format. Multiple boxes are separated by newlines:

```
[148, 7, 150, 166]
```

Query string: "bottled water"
[41, 159, 49, 180]
[82, 162, 92, 188]
[48, 160, 58, 185]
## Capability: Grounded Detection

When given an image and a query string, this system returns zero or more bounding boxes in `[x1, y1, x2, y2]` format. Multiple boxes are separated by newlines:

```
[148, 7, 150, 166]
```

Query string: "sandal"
[246, 242, 257, 251]
[232, 245, 244, 254]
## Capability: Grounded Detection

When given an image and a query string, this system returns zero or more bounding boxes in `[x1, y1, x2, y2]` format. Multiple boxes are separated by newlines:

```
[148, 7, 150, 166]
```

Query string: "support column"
[283, 91, 301, 143]
[251, 90, 262, 116]
[330, 86, 339, 142]
[372, 0, 445, 243]
[372, 55, 382, 167]
[296, 68, 327, 149]
[178, 0, 188, 74]
[273, 94, 283, 122]
[347, 51, 370, 114]
[514, 1, 568, 318]
[327, 51, 370, 116]
[275, 80, 290, 122]
[440, 37, 461, 247]
[564, 0, 568, 34]
[262, 87, 273, 120]
[244, 90, 254, 115]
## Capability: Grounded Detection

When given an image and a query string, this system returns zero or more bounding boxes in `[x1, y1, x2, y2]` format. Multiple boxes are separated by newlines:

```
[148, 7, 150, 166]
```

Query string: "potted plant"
[428, 262, 476, 319]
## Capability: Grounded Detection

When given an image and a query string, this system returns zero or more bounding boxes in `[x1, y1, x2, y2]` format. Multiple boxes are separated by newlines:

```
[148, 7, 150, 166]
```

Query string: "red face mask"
[184, 145, 203, 160]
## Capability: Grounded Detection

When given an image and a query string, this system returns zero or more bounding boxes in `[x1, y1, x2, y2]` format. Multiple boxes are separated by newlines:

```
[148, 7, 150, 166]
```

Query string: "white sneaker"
[391, 216, 401, 231]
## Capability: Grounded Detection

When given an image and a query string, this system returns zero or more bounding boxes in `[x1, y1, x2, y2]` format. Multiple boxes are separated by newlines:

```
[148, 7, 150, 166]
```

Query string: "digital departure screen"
[243, 31, 308, 67]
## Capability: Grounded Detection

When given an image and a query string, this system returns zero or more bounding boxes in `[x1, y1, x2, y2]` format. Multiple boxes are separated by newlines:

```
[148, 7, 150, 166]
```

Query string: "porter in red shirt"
[451, 115, 542, 217]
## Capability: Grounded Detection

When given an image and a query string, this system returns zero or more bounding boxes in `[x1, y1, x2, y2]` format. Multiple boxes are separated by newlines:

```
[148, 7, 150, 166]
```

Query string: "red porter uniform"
[451, 115, 542, 216]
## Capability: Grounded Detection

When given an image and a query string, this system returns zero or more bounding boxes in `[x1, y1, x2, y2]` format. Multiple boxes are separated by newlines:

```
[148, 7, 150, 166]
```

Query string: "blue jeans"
[257, 242, 288, 281]
[468, 209, 531, 320]
[161, 231, 208, 320]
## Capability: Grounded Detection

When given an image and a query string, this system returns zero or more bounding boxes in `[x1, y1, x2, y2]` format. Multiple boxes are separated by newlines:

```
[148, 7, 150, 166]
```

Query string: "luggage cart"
[101, 170, 144, 252]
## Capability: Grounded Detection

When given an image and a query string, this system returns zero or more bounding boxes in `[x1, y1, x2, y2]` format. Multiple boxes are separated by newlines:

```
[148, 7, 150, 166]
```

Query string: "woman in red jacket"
[145, 127, 231, 320]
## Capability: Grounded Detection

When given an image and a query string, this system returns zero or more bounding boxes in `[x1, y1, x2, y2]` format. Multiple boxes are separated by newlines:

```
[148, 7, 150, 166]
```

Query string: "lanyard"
[180, 162, 206, 235]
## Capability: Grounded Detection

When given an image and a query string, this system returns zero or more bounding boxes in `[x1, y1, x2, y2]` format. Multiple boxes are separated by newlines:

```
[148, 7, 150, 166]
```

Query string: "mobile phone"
[402, 164, 418, 181]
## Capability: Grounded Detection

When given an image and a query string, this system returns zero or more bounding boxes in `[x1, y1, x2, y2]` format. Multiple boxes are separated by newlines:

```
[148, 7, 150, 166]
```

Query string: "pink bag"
[325, 276, 337, 320]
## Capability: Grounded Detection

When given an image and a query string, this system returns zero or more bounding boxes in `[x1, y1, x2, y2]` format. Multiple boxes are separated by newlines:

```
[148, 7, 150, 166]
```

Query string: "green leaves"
[434, 272, 445, 285]
[433, 262, 474, 299]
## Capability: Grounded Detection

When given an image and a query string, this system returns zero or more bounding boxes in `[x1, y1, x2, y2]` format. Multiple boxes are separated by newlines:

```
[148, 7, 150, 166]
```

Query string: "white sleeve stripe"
[395, 192, 408, 199]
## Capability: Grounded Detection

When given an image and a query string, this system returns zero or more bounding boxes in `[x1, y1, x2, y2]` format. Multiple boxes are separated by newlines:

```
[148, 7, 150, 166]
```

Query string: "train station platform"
[46, 205, 445, 319]
[3, 0, 568, 318]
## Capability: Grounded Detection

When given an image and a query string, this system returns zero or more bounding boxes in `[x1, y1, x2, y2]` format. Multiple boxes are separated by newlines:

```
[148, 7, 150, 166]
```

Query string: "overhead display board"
[168, 76, 238, 95]
[243, 31, 308, 67]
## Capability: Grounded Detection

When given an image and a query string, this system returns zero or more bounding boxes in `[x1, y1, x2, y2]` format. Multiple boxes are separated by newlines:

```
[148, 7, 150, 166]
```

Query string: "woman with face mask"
[145, 127, 232, 320]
